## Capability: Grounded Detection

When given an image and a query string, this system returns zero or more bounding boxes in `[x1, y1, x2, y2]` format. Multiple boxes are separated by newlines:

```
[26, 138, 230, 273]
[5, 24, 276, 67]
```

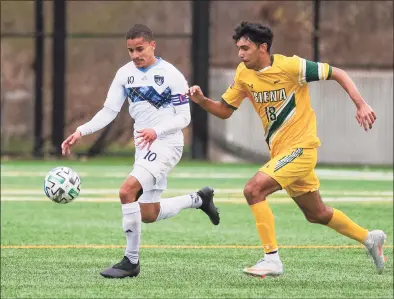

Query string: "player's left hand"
[135, 128, 157, 150]
[356, 103, 376, 131]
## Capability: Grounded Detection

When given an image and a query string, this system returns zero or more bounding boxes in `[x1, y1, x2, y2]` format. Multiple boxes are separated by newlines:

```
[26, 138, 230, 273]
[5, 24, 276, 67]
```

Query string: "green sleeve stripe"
[221, 98, 238, 110]
[305, 60, 319, 82]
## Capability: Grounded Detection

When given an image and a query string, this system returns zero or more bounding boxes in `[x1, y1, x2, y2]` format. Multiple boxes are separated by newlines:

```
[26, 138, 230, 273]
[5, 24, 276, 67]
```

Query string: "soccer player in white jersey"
[61, 24, 220, 279]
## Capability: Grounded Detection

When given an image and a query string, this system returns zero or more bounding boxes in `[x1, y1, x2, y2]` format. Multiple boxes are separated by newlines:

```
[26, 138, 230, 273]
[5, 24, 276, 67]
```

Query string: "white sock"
[155, 193, 202, 222]
[122, 202, 141, 264]
[265, 250, 280, 262]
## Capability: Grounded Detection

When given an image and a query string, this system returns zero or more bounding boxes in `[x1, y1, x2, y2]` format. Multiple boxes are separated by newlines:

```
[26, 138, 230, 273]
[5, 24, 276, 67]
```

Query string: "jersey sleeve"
[77, 106, 118, 136]
[169, 67, 190, 107]
[103, 69, 128, 112]
[221, 64, 247, 110]
[285, 55, 332, 86]
[152, 67, 191, 137]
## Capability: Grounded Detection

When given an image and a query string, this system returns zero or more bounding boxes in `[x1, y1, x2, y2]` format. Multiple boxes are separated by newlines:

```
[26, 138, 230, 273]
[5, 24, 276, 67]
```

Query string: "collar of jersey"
[136, 56, 162, 73]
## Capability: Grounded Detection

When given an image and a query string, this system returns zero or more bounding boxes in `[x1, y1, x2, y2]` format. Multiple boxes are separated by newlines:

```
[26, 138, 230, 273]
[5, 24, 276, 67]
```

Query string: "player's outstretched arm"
[330, 67, 376, 131]
[187, 85, 234, 120]
[61, 106, 119, 156]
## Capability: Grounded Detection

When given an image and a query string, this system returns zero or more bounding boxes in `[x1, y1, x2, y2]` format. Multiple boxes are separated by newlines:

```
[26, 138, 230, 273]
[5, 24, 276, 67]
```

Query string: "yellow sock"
[250, 200, 278, 253]
[326, 208, 369, 243]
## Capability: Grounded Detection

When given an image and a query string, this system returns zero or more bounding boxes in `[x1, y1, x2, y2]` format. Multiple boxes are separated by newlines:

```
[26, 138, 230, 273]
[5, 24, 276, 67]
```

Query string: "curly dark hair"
[232, 21, 273, 52]
[126, 24, 154, 41]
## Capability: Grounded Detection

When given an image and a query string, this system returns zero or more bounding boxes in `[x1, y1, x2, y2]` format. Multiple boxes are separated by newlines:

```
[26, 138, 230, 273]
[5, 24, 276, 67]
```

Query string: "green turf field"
[1, 159, 393, 298]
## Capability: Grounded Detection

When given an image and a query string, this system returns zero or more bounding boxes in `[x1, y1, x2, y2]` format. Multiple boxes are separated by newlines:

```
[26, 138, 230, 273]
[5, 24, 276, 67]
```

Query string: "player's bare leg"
[139, 202, 161, 222]
[242, 172, 284, 278]
[292, 190, 387, 274]
[141, 187, 220, 225]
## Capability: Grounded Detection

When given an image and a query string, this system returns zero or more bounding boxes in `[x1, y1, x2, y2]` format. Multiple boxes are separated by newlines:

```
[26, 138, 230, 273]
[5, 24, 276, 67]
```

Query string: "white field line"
[2, 244, 393, 249]
[1, 169, 393, 181]
[1, 196, 392, 203]
[1, 189, 393, 197]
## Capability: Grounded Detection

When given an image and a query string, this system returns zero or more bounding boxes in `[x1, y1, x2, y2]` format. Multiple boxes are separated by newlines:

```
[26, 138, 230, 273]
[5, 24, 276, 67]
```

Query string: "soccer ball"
[44, 166, 81, 204]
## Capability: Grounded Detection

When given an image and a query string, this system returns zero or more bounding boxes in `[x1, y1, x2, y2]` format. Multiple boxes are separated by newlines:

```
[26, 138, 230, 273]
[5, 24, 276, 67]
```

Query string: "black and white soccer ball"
[44, 166, 81, 204]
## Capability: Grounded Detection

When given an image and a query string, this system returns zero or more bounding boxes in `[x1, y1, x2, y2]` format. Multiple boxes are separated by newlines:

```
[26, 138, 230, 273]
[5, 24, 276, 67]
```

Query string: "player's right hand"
[355, 102, 376, 131]
[61, 130, 82, 156]
[187, 85, 205, 104]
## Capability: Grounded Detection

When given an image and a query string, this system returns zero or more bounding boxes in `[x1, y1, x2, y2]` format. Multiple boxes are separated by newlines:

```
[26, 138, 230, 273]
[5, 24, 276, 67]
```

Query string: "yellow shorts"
[259, 148, 320, 198]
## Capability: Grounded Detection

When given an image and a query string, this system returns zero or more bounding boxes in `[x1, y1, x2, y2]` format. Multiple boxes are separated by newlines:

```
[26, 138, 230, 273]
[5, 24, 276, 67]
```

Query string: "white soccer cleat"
[364, 230, 387, 274]
[243, 257, 283, 278]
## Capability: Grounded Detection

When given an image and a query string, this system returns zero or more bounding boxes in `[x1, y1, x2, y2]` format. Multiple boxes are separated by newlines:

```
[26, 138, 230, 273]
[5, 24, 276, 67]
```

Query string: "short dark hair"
[126, 24, 154, 41]
[232, 21, 273, 52]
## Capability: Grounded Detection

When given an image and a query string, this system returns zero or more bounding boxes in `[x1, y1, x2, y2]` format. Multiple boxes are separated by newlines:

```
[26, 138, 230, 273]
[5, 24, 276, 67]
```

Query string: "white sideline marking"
[1, 189, 393, 196]
[1, 169, 393, 181]
[2, 244, 393, 249]
[1, 196, 392, 203]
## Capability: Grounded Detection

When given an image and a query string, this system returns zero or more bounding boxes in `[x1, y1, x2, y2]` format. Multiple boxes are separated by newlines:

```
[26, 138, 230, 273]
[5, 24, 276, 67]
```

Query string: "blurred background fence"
[1, 0, 393, 165]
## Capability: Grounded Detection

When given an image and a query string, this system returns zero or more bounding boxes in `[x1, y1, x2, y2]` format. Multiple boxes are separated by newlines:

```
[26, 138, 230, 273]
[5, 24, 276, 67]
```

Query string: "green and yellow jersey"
[221, 54, 332, 157]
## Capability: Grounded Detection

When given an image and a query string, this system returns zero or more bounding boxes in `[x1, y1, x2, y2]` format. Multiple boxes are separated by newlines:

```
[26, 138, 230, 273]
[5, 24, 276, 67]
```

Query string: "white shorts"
[138, 189, 164, 204]
[130, 141, 182, 203]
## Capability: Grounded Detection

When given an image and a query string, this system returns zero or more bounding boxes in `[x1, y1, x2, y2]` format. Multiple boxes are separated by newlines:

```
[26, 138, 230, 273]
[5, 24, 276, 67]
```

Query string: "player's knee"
[119, 183, 141, 204]
[243, 184, 254, 200]
[243, 183, 265, 202]
[304, 209, 331, 224]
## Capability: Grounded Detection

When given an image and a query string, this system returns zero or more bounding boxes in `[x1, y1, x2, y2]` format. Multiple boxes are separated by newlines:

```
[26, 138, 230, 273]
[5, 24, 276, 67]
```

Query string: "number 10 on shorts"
[143, 150, 157, 161]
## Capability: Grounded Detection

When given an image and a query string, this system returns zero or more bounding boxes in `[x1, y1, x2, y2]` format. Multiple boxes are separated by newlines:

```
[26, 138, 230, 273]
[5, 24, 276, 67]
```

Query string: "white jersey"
[103, 57, 190, 146]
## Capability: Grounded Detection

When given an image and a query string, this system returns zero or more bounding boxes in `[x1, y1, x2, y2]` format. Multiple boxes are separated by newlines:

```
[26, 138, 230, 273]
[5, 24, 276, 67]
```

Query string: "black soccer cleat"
[100, 256, 140, 279]
[197, 187, 220, 225]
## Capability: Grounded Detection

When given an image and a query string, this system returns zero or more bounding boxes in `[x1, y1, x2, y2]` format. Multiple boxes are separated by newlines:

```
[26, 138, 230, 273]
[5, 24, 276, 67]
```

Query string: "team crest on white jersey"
[154, 75, 164, 86]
